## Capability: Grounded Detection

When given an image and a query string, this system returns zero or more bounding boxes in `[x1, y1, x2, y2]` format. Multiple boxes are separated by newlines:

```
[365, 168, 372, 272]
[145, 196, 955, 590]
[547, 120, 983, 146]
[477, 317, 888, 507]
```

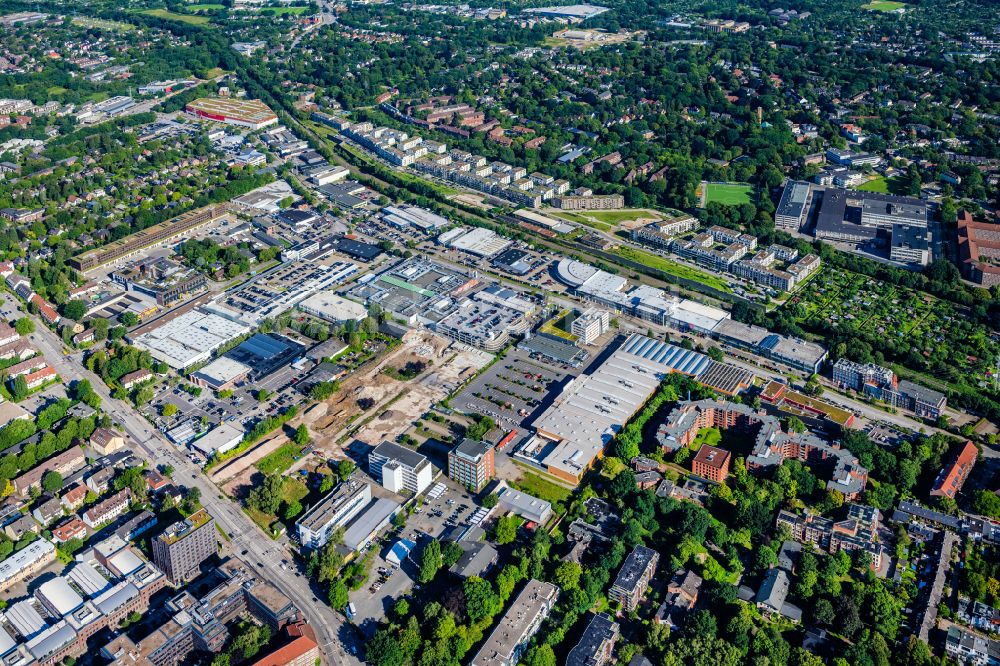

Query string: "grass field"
[255, 444, 306, 475]
[703, 182, 754, 206]
[46, 86, 68, 96]
[857, 176, 889, 193]
[140, 8, 212, 24]
[72, 16, 136, 31]
[863, 0, 906, 10]
[587, 209, 661, 224]
[550, 211, 614, 232]
[186, 3, 225, 10]
[513, 471, 572, 506]
[614, 246, 733, 293]
[259, 5, 310, 14]
[203, 67, 227, 79]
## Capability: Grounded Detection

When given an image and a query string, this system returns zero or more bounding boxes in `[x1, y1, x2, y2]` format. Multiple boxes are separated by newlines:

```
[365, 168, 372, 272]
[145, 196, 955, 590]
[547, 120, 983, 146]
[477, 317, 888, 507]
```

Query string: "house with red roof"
[930, 441, 978, 499]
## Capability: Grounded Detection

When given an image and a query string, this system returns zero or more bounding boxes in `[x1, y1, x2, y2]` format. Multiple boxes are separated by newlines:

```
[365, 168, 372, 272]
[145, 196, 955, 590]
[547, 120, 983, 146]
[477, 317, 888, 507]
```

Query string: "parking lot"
[450, 348, 577, 430]
[348, 478, 480, 635]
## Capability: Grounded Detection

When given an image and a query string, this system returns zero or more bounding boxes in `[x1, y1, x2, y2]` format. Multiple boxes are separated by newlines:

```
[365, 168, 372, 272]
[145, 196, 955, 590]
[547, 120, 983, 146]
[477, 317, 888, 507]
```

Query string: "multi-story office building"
[551, 194, 625, 210]
[775, 181, 812, 230]
[469, 580, 559, 666]
[566, 613, 619, 666]
[860, 192, 927, 229]
[832, 358, 897, 394]
[152, 509, 217, 585]
[608, 546, 659, 612]
[369, 441, 432, 495]
[890, 223, 930, 265]
[570, 308, 610, 344]
[295, 479, 371, 549]
[448, 438, 495, 492]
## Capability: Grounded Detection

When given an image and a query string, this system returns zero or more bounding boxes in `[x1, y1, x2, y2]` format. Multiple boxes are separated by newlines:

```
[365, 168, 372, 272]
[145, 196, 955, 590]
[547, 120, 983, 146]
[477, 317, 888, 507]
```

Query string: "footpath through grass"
[614, 246, 733, 293]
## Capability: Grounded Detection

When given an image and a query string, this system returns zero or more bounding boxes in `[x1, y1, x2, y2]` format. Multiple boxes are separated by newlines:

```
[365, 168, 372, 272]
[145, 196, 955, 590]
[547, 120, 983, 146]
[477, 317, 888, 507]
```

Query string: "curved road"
[26, 325, 362, 665]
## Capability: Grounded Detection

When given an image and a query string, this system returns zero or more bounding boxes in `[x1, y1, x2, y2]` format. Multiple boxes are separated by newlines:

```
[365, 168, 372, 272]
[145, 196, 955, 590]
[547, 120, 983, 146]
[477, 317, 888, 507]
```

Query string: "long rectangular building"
[295, 480, 371, 549]
[469, 580, 559, 666]
[70, 206, 228, 272]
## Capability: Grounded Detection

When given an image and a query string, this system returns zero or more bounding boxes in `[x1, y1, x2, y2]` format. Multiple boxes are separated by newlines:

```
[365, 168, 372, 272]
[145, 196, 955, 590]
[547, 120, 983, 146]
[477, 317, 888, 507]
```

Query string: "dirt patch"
[210, 428, 289, 485]
[311, 332, 492, 451]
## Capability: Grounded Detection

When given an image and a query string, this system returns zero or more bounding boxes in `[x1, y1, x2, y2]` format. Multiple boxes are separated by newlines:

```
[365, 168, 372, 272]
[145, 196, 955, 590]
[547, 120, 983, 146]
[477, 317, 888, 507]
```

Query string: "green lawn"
[187, 3, 225, 9]
[551, 211, 614, 232]
[857, 176, 889, 193]
[259, 5, 310, 14]
[693, 427, 722, 447]
[587, 209, 661, 224]
[704, 182, 754, 206]
[72, 16, 136, 31]
[255, 443, 306, 475]
[863, 0, 906, 10]
[281, 477, 308, 504]
[614, 246, 733, 293]
[139, 8, 212, 24]
[46, 86, 68, 96]
[513, 472, 572, 506]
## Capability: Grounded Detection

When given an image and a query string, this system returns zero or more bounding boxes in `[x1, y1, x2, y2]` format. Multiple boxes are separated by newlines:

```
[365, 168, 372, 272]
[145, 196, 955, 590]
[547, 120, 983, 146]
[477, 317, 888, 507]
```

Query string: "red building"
[692, 445, 731, 483]
[930, 441, 978, 499]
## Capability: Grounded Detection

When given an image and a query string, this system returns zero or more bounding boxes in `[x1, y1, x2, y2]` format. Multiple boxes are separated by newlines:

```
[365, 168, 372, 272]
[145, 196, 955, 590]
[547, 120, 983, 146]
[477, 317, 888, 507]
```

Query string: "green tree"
[41, 471, 62, 493]
[365, 630, 404, 666]
[294, 424, 310, 446]
[14, 318, 34, 336]
[10, 375, 28, 401]
[786, 416, 807, 433]
[482, 493, 498, 508]
[62, 300, 87, 321]
[553, 561, 582, 591]
[120, 312, 139, 327]
[328, 578, 349, 610]
[161, 403, 178, 417]
[494, 515, 519, 545]
[337, 459, 355, 481]
[418, 538, 442, 583]
[463, 576, 499, 622]
[522, 644, 557, 666]
[972, 489, 1000, 519]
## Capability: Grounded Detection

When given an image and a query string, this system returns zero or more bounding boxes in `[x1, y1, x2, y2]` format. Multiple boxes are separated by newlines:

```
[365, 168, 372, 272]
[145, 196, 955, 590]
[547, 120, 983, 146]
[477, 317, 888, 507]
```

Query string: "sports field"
[863, 1, 906, 11]
[187, 3, 225, 10]
[140, 8, 212, 25]
[703, 182, 753, 206]
[72, 16, 136, 31]
[614, 246, 733, 293]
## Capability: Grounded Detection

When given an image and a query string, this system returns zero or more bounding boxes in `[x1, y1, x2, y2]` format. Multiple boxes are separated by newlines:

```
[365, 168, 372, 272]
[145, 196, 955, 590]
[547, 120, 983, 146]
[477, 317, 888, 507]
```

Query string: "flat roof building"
[469, 580, 559, 666]
[186, 98, 279, 130]
[369, 441, 432, 495]
[609, 546, 658, 612]
[775, 181, 812, 230]
[298, 293, 369, 325]
[296, 480, 372, 549]
[566, 613, 619, 666]
[448, 438, 495, 492]
[152, 509, 217, 585]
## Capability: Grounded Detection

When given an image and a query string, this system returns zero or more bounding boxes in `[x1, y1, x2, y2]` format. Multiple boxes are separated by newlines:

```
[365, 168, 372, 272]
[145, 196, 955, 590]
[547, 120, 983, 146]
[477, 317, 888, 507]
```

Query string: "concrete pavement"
[27, 321, 362, 665]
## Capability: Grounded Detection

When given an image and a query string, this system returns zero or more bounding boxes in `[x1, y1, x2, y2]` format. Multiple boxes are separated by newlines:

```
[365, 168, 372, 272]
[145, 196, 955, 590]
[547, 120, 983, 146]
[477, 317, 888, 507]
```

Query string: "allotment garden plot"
[787, 269, 996, 386]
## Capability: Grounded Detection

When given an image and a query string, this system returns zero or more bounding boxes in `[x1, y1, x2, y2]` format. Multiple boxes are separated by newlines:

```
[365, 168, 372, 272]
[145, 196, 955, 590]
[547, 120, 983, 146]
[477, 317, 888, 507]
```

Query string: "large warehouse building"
[185, 97, 279, 130]
[521, 334, 752, 485]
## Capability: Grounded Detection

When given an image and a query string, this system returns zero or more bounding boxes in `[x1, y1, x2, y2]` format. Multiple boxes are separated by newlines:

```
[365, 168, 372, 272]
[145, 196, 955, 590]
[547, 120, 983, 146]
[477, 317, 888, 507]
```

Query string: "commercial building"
[434, 286, 536, 352]
[775, 181, 812, 230]
[101, 558, 298, 666]
[930, 441, 978, 499]
[369, 441, 433, 495]
[830, 359, 946, 419]
[776, 504, 887, 570]
[609, 545, 658, 612]
[570, 308, 610, 344]
[890, 223, 930, 265]
[340, 497, 400, 552]
[298, 293, 368, 325]
[381, 205, 450, 232]
[295, 480, 372, 549]
[448, 438, 495, 492]
[528, 335, 752, 485]
[152, 509, 218, 585]
[553, 259, 730, 333]
[496, 485, 552, 525]
[185, 98, 278, 130]
[130, 307, 250, 370]
[860, 192, 927, 229]
[691, 444, 731, 483]
[439, 227, 513, 259]
[758, 333, 827, 374]
[190, 357, 252, 391]
[566, 613, 619, 666]
[190, 422, 244, 458]
[469, 580, 559, 666]
[70, 205, 228, 272]
[521, 4, 610, 20]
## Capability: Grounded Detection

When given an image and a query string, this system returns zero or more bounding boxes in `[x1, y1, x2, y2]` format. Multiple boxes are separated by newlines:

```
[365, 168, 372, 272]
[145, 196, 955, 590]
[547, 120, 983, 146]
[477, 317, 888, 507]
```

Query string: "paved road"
[27, 322, 362, 665]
